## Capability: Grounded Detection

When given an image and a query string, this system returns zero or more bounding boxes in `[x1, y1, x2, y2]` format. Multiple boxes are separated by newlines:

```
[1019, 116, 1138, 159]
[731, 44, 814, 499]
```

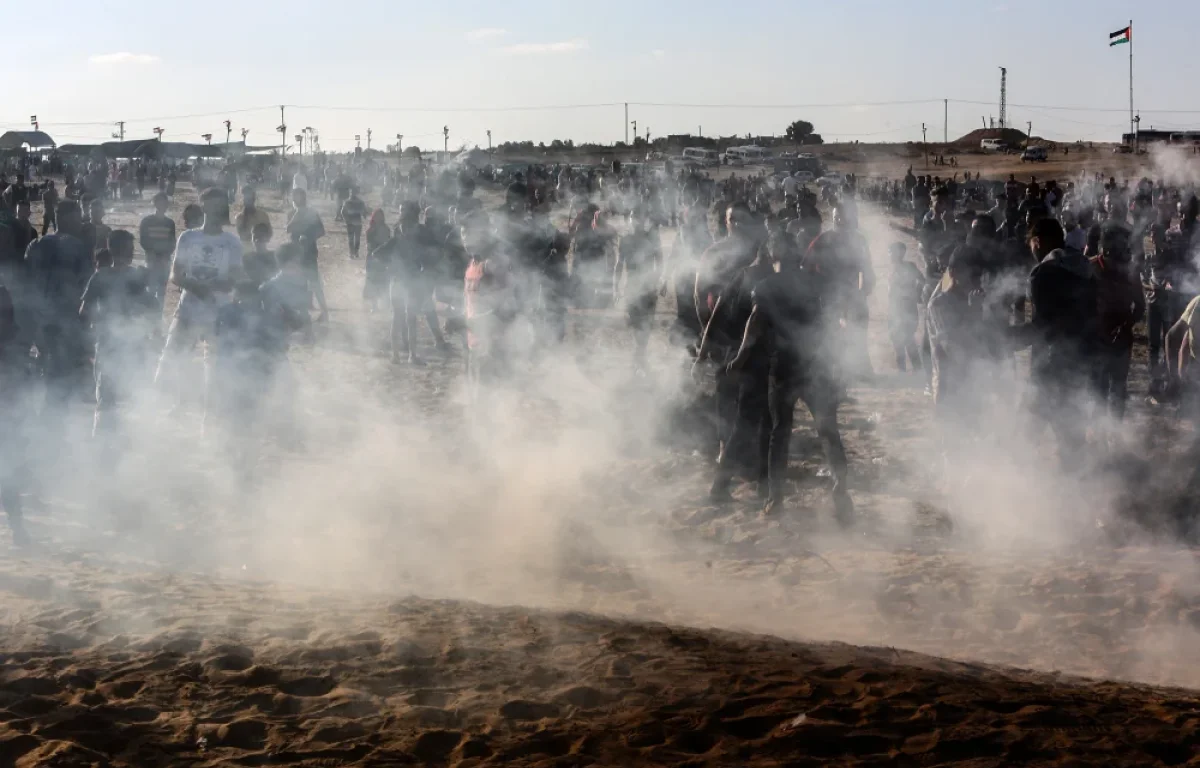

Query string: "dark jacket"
[1028, 248, 1098, 381]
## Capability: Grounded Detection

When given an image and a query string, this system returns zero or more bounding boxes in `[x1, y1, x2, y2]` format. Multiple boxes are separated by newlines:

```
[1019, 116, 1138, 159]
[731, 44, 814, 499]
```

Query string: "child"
[245, 222, 279, 286]
[887, 242, 924, 372]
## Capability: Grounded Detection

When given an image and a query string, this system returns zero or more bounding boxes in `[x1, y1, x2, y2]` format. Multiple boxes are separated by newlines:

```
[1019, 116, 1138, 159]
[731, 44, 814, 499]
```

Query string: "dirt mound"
[953, 127, 1028, 149]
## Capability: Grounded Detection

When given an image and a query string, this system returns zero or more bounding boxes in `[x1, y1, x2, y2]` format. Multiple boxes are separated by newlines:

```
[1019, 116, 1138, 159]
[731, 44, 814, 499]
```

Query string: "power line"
[288, 103, 622, 113]
[629, 99, 941, 109]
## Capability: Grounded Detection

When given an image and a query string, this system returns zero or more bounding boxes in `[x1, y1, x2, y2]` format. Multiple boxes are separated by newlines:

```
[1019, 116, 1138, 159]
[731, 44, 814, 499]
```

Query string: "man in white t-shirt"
[781, 172, 800, 199]
[292, 167, 308, 193]
[154, 187, 245, 415]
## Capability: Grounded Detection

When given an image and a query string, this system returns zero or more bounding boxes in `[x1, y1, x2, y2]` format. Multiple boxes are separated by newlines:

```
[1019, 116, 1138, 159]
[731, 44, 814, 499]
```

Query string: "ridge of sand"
[3, 577, 1200, 768]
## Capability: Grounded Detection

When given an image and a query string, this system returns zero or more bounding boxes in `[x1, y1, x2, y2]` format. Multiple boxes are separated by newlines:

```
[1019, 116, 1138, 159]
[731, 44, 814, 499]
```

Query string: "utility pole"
[1134, 113, 1141, 154]
[443, 126, 449, 154]
[624, 103, 628, 145]
[278, 105, 286, 157]
[699, 125, 702, 138]
[487, 129, 492, 156]
[631, 120, 637, 144]
[1027, 120, 1032, 147]
[153, 127, 164, 141]
[396, 133, 403, 156]
[241, 128, 249, 144]
[1129, 18, 1134, 145]
[943, 99, 947, 144]
[646, 126, 650, 144]
[202, 133, 212, 145]
[224, 120, 232, 145]
[921, 123, 928, 168]
[113, 121, 125, 141]
[355, 134, 361, 149]
[295, 134, 303, 156]
[367, 128, 372, 150]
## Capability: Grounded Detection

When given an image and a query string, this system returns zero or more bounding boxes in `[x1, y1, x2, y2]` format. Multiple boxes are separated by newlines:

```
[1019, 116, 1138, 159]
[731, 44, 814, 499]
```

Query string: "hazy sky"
[5, 0, 1197, 151]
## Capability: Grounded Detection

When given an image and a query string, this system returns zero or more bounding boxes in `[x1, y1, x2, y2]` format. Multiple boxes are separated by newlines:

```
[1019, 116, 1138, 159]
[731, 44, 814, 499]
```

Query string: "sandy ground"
[4, 172, 1200, 766]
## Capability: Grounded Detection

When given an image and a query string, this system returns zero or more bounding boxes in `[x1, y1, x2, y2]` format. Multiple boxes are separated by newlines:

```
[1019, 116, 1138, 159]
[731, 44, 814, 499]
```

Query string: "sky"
[5, 0, 1199, 152]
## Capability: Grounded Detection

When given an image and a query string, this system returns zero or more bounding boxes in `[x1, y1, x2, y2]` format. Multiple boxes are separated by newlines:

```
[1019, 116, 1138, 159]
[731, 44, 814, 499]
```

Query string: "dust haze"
[10, 180, 1200, 693]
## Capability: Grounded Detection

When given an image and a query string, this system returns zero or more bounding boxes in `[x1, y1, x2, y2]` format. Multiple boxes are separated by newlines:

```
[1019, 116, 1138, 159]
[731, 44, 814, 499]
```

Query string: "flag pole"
[1129, 19, 1134, 151]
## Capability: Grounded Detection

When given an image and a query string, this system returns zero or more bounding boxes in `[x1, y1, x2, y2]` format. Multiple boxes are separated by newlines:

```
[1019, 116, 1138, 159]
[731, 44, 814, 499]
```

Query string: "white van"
[724, 146, 771, 165]
[981, 139, 1005, 151]
[682, 147, 720, 166]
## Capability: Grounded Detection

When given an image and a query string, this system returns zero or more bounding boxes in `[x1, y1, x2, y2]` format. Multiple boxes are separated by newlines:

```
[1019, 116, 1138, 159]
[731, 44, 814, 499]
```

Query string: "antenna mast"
[998, 67, 1007, 129]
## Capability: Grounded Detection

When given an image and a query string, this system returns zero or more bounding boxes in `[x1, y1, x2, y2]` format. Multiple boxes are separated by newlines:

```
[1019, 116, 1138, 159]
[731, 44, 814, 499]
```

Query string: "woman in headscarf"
[363, 209, 391, 312]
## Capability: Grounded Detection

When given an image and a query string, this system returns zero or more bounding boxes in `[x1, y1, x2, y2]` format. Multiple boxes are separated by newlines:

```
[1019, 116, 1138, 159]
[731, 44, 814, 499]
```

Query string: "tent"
[56, 143, 103, 157]
[0, 131, 56, 150]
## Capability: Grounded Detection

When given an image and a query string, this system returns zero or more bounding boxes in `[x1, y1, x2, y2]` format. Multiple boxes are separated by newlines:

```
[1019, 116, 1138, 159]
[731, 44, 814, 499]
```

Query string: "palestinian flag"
[1110, 26, 1131, 46]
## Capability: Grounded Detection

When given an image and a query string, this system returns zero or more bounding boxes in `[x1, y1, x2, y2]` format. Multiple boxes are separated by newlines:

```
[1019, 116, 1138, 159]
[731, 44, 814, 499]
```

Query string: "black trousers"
[767, 366, 848, 506]
[347, 224, 362, 255]
[712, 365, 770, 494]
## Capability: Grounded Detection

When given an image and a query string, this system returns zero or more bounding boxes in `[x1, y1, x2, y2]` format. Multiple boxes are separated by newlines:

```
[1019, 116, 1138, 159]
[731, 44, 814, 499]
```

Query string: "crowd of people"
[1, 144, 1199, 547]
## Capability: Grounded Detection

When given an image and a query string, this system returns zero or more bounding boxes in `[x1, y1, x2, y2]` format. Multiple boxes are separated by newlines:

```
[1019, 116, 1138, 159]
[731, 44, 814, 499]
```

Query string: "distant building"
[1122, 129, 1200, 145]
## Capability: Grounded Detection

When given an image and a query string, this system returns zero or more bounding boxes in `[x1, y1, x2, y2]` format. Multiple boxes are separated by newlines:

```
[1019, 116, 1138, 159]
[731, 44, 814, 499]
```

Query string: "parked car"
[1021, 147, 1048, 162]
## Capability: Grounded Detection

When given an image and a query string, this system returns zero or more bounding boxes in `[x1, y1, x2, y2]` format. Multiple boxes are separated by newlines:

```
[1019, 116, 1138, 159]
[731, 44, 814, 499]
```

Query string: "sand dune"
[3, 567, 1200, 767]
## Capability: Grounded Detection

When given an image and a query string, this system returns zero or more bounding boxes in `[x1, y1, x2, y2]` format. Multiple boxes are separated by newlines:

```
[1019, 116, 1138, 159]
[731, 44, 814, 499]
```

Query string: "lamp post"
[487, 129, 492, 157]
[202, 133, 212, 145]
[224, 120, 232, 145]
[153, 127, 164, 141]
[443, 126, 449, 155]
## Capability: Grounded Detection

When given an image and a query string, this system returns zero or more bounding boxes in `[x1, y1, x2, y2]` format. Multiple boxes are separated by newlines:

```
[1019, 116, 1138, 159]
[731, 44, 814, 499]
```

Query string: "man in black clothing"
[82, 198, 111, 258]
[725, 235, 853, 522]
[2, 174, 28, 212]
[40, 182, 58, 236]
[139, 192, 176, 310]
[704, 229, 787, 501]
[24, 200, 94, 416]
[1023, 218, 1098, 471]
[340, 189, 367, 258]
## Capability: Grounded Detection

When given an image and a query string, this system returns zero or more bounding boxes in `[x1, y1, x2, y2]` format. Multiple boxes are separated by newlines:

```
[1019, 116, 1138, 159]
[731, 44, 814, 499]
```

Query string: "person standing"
[387, 202, 434, 364]
[887, 242, 924, 372]
[1023, 218, 1098, 471]
[245, 222, 279, 286]
[723, 234, 853, 522]
[285, 188, 328, 323]
[804, 203, 876, 381]
[616, 206, 663, 370]
[23, 200, 94, 432]
[234, 186, 272, 245]
[1090, 222, 1144, 422]
[81, 198, 111, 259]
[12, 201, 37, 258]
[79, 230, 158, 437]
[341, 189, 367, 258]
[153, 188, 244, 423]
[139, 192, 177, 310]
[40, 181, 58, 236]
[363, 209, 391, 312]
[0, 282, 31, 546]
